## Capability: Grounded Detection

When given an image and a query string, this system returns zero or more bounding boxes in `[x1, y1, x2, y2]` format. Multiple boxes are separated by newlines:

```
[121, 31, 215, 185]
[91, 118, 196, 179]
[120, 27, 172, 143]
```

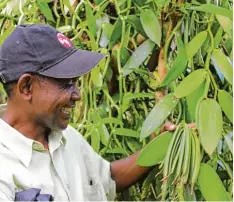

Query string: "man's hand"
[111, 121, 196, 191]
[162, 121, 196, 132]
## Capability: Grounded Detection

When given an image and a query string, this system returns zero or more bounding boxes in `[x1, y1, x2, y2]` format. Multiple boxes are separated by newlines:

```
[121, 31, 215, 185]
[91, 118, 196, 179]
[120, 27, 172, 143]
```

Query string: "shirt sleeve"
[0, 189, 11, 201]
[65, 125, 116, 201]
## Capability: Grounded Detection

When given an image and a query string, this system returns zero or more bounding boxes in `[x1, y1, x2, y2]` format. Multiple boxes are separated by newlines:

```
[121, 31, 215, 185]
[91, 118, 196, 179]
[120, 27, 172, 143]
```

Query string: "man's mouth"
[61, 107, 72, 115]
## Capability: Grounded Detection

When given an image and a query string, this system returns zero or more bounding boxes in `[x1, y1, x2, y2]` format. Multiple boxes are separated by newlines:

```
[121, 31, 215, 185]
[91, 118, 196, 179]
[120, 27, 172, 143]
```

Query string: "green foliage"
[0, 0, 232, 201]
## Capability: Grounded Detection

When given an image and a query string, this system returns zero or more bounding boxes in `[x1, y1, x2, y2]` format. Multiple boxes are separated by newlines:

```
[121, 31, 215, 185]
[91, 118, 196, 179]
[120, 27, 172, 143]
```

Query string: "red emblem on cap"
[57, 33, 72, 48]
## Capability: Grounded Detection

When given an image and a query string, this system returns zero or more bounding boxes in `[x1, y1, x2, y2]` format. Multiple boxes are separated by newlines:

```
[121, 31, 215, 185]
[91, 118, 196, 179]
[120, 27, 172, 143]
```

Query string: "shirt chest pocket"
[83, 177, 107, 201]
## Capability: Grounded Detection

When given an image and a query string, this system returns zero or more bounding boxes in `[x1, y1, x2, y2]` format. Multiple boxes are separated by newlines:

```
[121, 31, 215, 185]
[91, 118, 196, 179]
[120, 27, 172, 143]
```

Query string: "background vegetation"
[0, 0, 233, 201]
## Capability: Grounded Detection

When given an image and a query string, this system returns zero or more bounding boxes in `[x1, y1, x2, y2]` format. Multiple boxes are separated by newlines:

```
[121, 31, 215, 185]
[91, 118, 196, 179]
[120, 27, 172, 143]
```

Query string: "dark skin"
[2, 73, 193, 191]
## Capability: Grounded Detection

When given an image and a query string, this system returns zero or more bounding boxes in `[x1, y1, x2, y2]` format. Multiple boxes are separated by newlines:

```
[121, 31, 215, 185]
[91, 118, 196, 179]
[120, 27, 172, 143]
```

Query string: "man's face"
[32, 75, 80, 130]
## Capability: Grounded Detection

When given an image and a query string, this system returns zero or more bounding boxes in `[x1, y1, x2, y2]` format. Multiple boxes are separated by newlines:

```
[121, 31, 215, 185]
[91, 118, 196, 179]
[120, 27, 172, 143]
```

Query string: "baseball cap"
[0, 24, 106, 83]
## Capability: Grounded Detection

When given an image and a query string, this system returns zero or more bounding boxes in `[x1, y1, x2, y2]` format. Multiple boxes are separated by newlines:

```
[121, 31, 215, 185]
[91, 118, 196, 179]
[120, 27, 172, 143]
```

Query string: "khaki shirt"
[0, 105, 116, 201]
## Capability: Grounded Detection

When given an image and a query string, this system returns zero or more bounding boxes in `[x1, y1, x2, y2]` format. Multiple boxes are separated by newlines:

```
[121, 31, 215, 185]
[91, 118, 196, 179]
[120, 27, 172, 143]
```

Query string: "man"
[0, 24, 176, 201]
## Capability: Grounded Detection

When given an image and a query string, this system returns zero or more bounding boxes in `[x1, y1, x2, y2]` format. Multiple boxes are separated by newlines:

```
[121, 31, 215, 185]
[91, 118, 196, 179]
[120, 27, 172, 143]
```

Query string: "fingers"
[163, 122, 196, 132]
[163, 122, 177, 131]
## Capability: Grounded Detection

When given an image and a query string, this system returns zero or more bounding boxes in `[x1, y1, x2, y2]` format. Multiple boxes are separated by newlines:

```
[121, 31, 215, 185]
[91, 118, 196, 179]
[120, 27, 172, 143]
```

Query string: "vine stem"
[164, 15, 185, 66]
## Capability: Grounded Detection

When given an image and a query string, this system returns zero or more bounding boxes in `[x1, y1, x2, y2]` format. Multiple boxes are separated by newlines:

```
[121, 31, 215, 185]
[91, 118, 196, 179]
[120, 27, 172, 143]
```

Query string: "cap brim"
[39, 49, 106, 79]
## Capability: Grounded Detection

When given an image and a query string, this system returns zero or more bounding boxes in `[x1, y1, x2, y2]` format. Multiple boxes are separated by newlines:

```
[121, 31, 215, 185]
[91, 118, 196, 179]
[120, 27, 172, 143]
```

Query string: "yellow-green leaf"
[137, 131, 173, 166]
[198, 98, 223, 155]
[212, 49, 233, 85]
[216, 15, 233, 39]
[91, 129, 100, 153]
[189, 4, 233, 20]
[36, 2, 55, 22]
[123, 39, 155, 76]
[109, 18, 122, 49]
[85, 2, 97, 37]
[140, 93, 178, 140]
[218, 90, 233, 123]
[186, 81, 206, 121]
[174, 69, 207, 98]
[185, 31, 207, 60]
[198, 163, 232, 201]
[140, 9, 161, 46]
[91, 66, 103, 87]
[114, 128, 139, 138]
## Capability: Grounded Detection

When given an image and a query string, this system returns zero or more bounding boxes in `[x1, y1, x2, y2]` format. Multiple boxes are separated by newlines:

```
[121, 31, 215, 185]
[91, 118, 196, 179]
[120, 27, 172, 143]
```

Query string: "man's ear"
[17, 74, 33, 100]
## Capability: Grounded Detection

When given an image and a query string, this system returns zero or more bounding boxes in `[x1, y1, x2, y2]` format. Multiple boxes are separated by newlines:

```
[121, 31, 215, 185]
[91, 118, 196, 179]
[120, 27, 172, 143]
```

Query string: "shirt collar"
[0, 118, 34, 167]
[0, 104, 67, 167]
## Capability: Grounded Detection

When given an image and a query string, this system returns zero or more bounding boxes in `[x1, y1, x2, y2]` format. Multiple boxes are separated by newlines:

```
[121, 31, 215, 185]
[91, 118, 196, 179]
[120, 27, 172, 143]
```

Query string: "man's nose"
[71, 87, 81, 101]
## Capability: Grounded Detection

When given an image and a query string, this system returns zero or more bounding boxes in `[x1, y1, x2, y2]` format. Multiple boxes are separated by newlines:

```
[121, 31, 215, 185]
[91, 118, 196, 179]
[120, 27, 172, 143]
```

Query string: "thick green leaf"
[216, 15, 233, 39]
[185, 31, 207, 60]
[91, 129, 100, 153]
[161, 36, 188, 86]
[140, 94, 178, 140]
[89, 110, 109, 146]
[114, 128, 139, 138]
[218, 90, 233, 123]
[109, 18, 122, 49]
[36, 2, 55, 22]
[85, 2, 96, 37]
[126, 15, 147, 38]
[174, 69, 207, 98]
[106, 147, 126, 154]
[140, 9, 161, 46]
[123, 39, 155, 76]
[198, 98, 223, 155]
[212, 49, 233, 86]
[189, 4, 233, 20]
[137, 131, 173, 166]
[57, 25, 72, 33]
[100, 117, 123, 125]
[123, 92, 154, 100]
[91, 66, 103, 87]
[214, 26, 224, 48]
[186, 81, 206, 121]
[102, 23, 114, 40]
[198, 163, 232, 201]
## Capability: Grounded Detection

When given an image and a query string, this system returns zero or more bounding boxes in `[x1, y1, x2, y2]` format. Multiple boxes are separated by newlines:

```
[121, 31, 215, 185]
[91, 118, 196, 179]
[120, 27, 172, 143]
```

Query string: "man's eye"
[60, 83, 73, 89]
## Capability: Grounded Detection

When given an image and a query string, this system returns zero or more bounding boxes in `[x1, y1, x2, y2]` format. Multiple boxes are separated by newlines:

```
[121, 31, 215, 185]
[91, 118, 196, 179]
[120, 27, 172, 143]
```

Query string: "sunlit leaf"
[161, 35, 188, 86]
[85, 2, 96, 37]
[216, 15, 233, 39]
[186, 81, 206, 121]
[123, 39, 155, 76]
[174, 69, 207, 98]
[211, 49, 233, 85]
[185, 31, 207, 60]
[57, 25, 72, 33]
[140, 94, 178, 140]
[114, 128, 139, 138]
[198, 163, 232, 201]
[137, 131, 173, 166]
[140, 9, 161, 46]
[198, 98, 223, 155]
[218, 90, 233, 123]
[91, 129, 100, 153]
[36, 2, 55, 22]
[189, 4, 233, 19]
